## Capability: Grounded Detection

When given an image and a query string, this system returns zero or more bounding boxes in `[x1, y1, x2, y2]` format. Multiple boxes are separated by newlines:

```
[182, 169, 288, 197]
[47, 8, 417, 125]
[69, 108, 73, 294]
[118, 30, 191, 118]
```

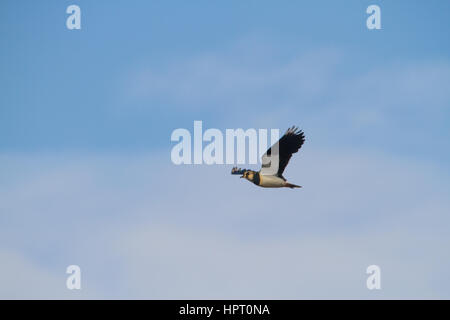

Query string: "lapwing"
[231, 126, 305, 189]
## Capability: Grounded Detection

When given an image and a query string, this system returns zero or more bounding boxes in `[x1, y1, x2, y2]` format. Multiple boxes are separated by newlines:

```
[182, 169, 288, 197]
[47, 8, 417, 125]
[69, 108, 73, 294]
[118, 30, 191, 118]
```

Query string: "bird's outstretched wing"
[260, 126, 305, 179]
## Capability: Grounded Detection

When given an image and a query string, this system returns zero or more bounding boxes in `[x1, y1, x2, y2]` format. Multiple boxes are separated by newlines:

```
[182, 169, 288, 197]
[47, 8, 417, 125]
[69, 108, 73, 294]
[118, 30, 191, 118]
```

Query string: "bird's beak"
[240, 175, 244, 178]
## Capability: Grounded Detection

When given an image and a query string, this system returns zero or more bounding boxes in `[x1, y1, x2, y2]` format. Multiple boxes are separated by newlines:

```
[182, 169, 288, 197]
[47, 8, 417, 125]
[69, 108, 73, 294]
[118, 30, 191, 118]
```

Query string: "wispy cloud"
[125, 42, 450, 117]
[1, 149, 449, 298]
[125, 45, 343, 111]
[122, 41, 450, 162]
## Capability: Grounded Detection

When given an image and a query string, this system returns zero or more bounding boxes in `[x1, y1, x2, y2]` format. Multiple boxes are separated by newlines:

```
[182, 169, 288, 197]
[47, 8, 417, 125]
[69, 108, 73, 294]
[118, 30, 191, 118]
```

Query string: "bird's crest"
[231, 167, 249, 175]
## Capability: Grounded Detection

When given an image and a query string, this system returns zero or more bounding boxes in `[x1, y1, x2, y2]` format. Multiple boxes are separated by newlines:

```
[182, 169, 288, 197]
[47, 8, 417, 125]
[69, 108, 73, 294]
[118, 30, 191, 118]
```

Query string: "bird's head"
[241, 170, 255, 182]
[231, 167, 255, 182]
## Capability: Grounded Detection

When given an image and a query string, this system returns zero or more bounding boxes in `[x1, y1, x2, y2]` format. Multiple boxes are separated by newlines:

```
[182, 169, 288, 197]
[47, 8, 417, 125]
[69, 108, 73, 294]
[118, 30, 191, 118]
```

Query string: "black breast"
[253, 172, 261, 186]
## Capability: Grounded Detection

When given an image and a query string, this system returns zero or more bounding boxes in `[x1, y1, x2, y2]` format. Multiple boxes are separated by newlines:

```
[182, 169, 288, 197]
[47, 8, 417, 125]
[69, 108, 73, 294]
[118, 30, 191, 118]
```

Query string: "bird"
[231, 126, 305, 189]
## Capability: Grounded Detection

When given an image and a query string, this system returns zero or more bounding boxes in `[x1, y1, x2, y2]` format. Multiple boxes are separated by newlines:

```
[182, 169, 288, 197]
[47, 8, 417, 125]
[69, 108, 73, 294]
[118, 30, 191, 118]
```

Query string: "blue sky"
[0, 0, 450, 298]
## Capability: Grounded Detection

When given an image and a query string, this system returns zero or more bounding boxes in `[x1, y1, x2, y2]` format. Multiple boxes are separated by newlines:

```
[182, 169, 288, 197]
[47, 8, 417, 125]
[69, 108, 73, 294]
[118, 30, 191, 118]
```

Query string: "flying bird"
[231, 126, 305, 189]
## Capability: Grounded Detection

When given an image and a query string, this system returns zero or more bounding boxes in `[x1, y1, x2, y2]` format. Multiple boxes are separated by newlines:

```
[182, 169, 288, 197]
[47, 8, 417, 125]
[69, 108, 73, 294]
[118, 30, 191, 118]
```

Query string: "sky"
[0, 0, 450, 299]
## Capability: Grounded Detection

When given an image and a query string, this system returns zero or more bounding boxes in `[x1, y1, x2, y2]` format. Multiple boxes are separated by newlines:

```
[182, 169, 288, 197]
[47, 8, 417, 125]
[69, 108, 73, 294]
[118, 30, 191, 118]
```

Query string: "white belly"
[259, 175, 286, 188]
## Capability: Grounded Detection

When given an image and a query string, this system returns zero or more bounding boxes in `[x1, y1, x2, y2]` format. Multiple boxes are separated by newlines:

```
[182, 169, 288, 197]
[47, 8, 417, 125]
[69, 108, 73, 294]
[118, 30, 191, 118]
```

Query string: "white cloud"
[124, 46, 342, 112]
[0, 248, 99, 299]
[0, 149, 449, 298]
[120, 41, 450, 161]
[124, 42, 450, 120]
[114, 223, 449, 299]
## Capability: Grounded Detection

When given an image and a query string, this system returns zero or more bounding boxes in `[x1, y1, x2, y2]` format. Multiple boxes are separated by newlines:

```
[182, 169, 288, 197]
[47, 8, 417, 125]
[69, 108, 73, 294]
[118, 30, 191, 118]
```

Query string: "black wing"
[261, 126, 305, 179]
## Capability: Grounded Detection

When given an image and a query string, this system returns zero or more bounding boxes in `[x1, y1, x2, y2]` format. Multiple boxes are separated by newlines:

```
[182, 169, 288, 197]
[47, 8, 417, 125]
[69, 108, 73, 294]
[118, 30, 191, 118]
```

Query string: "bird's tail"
[285, 182, 302, 189]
